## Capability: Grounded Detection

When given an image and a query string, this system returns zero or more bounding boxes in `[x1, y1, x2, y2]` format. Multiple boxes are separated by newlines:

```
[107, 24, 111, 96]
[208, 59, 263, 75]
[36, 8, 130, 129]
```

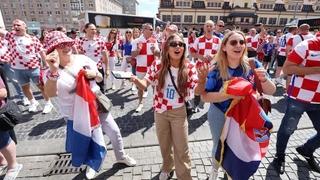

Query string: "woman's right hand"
[46, 50, 59, 72]
[196, 61, 209, 82]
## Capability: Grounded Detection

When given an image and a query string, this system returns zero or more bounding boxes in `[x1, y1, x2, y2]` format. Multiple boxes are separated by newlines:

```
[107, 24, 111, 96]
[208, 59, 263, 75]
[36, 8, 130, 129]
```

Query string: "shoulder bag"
[168, 68, 194, 118]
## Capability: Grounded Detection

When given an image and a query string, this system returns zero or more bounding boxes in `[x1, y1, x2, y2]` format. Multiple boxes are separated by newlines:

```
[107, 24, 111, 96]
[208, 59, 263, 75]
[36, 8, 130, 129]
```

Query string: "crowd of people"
[0, 18, 319, 180]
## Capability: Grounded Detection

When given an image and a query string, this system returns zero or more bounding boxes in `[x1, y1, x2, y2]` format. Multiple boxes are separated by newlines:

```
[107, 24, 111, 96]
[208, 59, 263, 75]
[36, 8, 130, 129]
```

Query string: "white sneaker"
[208, 167, 218, 180]
[4, 163, 23, 180]
[117, 154, 136, 167]
[42, 101, 53, 114]
[159, 171, 173, 180]
[85, 166, 97, 180]
[111, 84, 116, 90]
[135, 104, 143, 112]
[143, 91, 148, 98]
[28, 100, 39, 112]
[22, 97, 30, 106]
[131, 84, 137, 91]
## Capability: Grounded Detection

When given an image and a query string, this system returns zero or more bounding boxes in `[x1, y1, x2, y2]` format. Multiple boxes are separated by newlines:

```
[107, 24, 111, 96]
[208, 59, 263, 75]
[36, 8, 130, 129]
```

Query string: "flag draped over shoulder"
[66, 69, 107, 172]
[215, 77, 273, 180]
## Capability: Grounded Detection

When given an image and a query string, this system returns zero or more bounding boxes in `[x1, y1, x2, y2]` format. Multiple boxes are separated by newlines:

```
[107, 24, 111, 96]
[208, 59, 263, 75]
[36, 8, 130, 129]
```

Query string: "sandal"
[4, 163, 23, 180]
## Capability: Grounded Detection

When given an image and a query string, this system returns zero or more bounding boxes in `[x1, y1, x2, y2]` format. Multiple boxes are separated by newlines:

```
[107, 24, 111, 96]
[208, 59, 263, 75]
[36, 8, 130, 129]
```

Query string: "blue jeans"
[1, 64, 23, 99]
[276, 98, 320, 157]
[207, 104, 226, 157]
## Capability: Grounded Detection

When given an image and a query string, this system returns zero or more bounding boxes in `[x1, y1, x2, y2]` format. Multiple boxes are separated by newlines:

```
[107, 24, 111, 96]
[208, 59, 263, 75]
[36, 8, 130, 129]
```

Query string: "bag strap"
[248, 59, 263, 96]
[168, 67, 184, 100]
[299, 34, 304, 42]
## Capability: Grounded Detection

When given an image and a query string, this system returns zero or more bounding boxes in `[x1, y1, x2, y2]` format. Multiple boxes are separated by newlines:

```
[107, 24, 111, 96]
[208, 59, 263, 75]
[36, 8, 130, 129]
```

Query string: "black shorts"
[277, 55, 286, 67]
[264, 55, 271, 62]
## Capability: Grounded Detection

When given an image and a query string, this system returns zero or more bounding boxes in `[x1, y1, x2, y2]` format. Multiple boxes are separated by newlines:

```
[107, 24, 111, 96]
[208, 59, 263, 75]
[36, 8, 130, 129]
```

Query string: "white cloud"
[137, 0, 159, 17]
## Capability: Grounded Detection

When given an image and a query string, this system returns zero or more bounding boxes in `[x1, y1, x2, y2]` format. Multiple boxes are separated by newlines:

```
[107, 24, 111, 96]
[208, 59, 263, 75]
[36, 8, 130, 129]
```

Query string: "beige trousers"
[155, 106, 192, 180]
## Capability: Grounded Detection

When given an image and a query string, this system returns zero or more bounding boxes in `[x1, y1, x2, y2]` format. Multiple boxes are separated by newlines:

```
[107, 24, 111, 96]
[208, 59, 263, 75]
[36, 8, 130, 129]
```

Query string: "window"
[245, 18, 249, 23]
[240, 17, 244, 22]
[162, 15, 171, 22]
[172, 15, 181, 22]
[89, 3, 94, 7]
[56, 11, 60, 15]
[63, 3, 67, 8]
[176, 1, 190, 7]
[259, 17, 267, 24]
[30, 11, 35, 15]
[207, 2, 221, 7]
[38, 11, 43, 14]
[268, 18, 277, 25]
[47, 11, 52, 15]
[197, 16, 206, 23]
[244, 3, 248, 8]
[31, 18, 36, 21]
[209, 16, 218, 22]
[279, 18, 287, 25]
[260, 4, 273, 9]
[316, 6, 320, 11]
[184, 15, 192, 22]
[37, 4, 42, 8]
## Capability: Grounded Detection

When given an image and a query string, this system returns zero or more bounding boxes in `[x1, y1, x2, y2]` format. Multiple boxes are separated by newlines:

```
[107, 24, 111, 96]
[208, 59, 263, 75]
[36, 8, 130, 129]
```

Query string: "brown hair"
[158, 33, 188, 97]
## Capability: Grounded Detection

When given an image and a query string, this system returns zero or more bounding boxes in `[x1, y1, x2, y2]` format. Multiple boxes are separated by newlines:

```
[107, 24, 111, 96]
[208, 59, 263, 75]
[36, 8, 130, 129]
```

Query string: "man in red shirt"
[273, 36, 320, 174]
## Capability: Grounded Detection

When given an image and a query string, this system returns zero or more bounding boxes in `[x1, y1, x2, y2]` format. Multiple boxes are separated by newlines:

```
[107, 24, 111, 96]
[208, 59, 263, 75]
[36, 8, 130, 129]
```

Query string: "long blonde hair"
[215, 31, 249, 80]
[158, 33, 188, 97]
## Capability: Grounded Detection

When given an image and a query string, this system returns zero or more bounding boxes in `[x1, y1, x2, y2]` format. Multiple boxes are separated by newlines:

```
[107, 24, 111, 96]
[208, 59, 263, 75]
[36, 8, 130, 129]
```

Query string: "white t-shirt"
[55, 54, 100, 119]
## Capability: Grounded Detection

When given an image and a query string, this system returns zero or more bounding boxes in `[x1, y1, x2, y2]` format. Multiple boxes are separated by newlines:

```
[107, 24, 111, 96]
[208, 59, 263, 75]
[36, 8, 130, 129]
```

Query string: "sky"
[137, 0, 159, 17]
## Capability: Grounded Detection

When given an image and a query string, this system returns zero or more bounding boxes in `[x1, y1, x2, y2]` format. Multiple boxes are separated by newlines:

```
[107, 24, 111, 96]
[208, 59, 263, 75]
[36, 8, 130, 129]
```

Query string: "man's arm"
[283, 60, 320, 76]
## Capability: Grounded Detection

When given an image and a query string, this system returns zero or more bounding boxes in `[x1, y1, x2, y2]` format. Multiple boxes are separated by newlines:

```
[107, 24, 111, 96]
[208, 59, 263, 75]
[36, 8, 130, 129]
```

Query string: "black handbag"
[0, 101, 22, 131]
[168, 68, 194, 118]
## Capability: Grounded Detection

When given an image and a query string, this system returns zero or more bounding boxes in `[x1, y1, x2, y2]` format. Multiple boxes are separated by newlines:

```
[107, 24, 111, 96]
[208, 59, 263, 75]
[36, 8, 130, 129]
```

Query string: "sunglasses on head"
[229, 39, 245, 46]
[169, 41, 185, 48]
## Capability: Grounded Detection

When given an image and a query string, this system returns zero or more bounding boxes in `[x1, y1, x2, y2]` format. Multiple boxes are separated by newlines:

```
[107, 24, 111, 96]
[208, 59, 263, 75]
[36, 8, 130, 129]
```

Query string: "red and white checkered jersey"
[105, 41, 118, 57]
[246, 35, 258, 51]
[0, 38, 9, 63]
[77, 37, 106, 69]
[5, 32, 43, 70]
[287, 33, 315, 49]
[277, 33, 294, 56]
[132, 36, 159, 73]
[190, 35, 220, 56]
[287, 37, 320, 104]
[145, 60, 198, 113]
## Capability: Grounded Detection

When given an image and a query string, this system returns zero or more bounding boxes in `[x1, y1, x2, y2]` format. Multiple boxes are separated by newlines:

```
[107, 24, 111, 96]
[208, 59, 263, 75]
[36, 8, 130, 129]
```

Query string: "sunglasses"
[169, 41, 185, 48]
[229, 39, 245, 46]
[126, 31, 132, 34]
[145, 28, 153, 31]
[218, 25, 224, 28]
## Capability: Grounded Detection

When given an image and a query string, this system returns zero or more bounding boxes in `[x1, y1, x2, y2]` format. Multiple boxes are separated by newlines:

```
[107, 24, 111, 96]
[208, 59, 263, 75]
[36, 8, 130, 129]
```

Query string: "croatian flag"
[215, 77, 273, 180]
[66, 69, 107, 172]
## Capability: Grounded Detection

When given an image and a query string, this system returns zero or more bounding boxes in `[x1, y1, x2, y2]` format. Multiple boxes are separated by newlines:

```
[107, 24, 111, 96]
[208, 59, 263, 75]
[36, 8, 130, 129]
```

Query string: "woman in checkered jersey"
[131, 33, 197, 180]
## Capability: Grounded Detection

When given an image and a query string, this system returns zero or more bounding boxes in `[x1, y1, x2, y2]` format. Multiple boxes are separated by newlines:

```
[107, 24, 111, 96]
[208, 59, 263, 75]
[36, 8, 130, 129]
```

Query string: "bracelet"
[46, 70, 59, 81]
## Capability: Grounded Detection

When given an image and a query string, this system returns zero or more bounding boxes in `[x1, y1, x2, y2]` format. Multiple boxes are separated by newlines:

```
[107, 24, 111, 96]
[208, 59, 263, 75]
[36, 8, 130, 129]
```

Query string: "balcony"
[222, 2, 231, 10]
[192, 1, 205, 9]
[301, 4, 314, 13]
[273, 4, 286, 11]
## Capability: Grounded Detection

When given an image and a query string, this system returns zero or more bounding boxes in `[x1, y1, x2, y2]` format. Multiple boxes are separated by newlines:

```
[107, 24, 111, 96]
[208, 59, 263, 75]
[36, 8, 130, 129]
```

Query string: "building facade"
[0, 0, 137, 32]
[158, 0, 320, 32]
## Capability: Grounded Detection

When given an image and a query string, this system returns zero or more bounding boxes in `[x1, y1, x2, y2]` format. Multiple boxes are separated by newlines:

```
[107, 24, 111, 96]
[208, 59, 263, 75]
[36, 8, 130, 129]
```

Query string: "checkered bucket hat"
[44, 31, 74, 54]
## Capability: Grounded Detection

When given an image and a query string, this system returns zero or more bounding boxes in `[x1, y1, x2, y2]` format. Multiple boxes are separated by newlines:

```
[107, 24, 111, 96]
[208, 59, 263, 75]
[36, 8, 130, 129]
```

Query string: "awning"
[228, 13, 257, 18]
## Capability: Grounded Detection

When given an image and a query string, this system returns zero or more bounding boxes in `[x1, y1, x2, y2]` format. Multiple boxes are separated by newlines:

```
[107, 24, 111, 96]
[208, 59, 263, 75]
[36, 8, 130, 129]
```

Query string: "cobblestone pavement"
[13, 129, 320, 180]
[3, 66, 318, 179]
